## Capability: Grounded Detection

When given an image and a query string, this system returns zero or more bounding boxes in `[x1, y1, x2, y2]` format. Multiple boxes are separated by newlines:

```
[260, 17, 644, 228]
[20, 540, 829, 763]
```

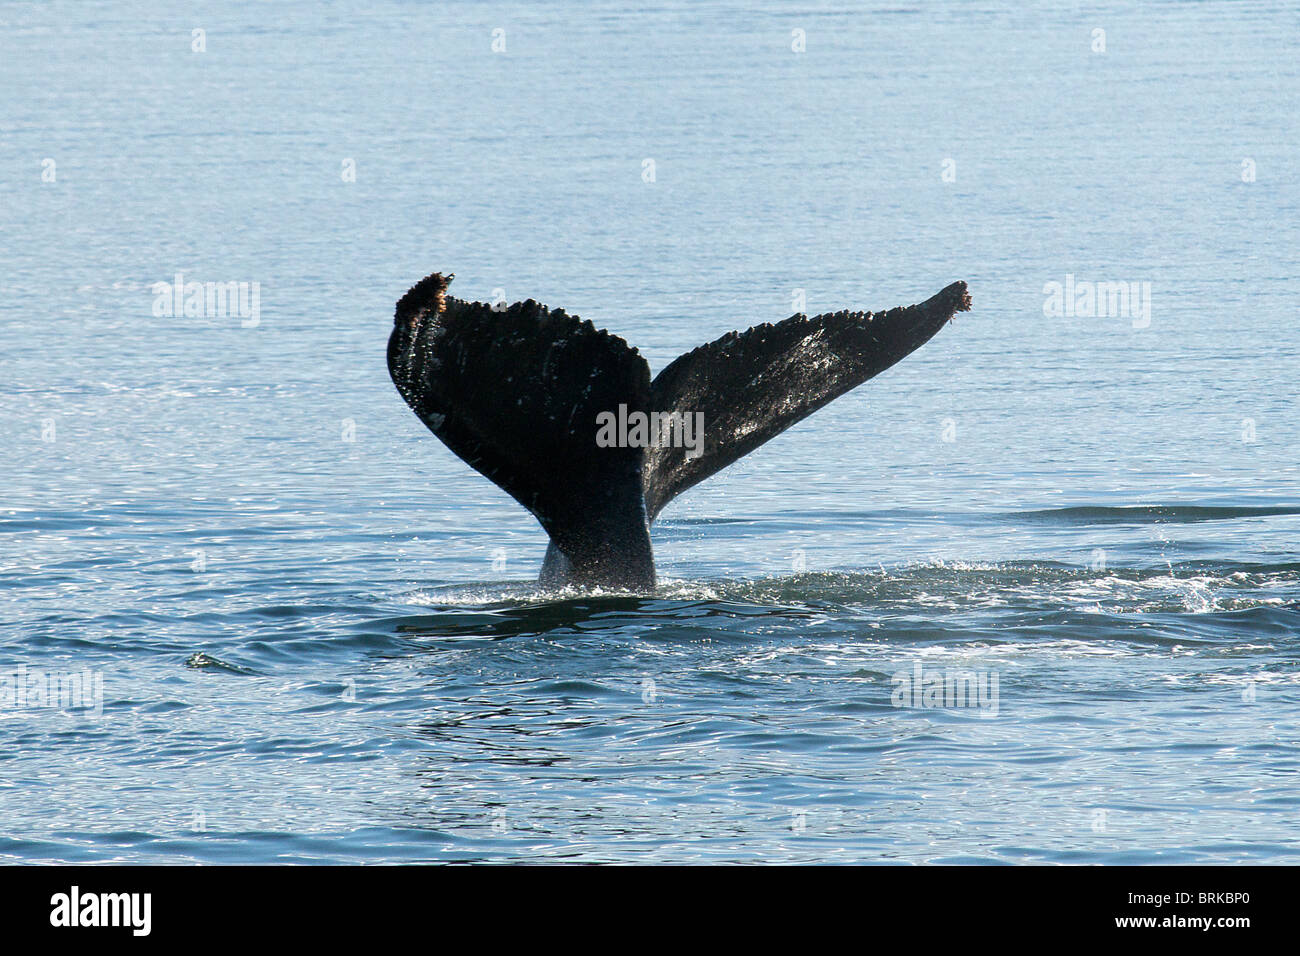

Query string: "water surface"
[1, 0, 1298, 863]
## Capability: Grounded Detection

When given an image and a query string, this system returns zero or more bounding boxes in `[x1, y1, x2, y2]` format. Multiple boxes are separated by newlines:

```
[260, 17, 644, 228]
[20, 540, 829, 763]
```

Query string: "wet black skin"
[388, 273, 970, 591]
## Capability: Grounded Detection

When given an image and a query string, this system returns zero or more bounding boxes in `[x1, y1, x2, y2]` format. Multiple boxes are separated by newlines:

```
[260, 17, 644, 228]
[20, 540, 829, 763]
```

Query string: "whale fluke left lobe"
[387, 273, 656, 589]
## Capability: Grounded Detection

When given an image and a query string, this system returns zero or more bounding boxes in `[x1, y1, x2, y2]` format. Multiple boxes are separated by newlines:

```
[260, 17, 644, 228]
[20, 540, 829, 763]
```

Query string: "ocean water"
[2, 0, 1298, 863]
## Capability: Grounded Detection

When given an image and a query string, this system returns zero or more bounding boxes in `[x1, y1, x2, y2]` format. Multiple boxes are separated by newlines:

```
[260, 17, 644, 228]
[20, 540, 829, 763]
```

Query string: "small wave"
[1010, 504, 1300, 524]
[183, 651, 258, 674]
[387, 561, 1300, 641]
[702, 561, 1297, 613]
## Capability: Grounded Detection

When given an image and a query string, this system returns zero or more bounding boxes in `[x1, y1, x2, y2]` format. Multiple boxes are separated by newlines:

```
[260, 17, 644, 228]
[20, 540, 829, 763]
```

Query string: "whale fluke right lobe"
[642, 281, 970, 518]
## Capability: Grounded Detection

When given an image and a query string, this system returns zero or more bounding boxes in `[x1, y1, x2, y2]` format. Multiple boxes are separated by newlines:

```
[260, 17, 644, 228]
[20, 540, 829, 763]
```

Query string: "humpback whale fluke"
[387, 272, 971, 591]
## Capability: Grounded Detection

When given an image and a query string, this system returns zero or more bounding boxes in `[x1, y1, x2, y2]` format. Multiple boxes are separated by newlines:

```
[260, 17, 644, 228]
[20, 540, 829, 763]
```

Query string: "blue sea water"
[1, 0, 1298, 863]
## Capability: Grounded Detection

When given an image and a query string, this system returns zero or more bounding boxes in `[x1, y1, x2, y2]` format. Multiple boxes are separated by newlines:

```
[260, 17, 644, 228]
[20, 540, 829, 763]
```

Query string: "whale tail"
[387, 273, 969, 589]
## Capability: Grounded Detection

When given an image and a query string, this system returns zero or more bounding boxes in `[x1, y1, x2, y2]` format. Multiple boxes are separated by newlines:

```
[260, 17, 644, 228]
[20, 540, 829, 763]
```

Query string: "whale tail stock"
[387, 273, 970, 589]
